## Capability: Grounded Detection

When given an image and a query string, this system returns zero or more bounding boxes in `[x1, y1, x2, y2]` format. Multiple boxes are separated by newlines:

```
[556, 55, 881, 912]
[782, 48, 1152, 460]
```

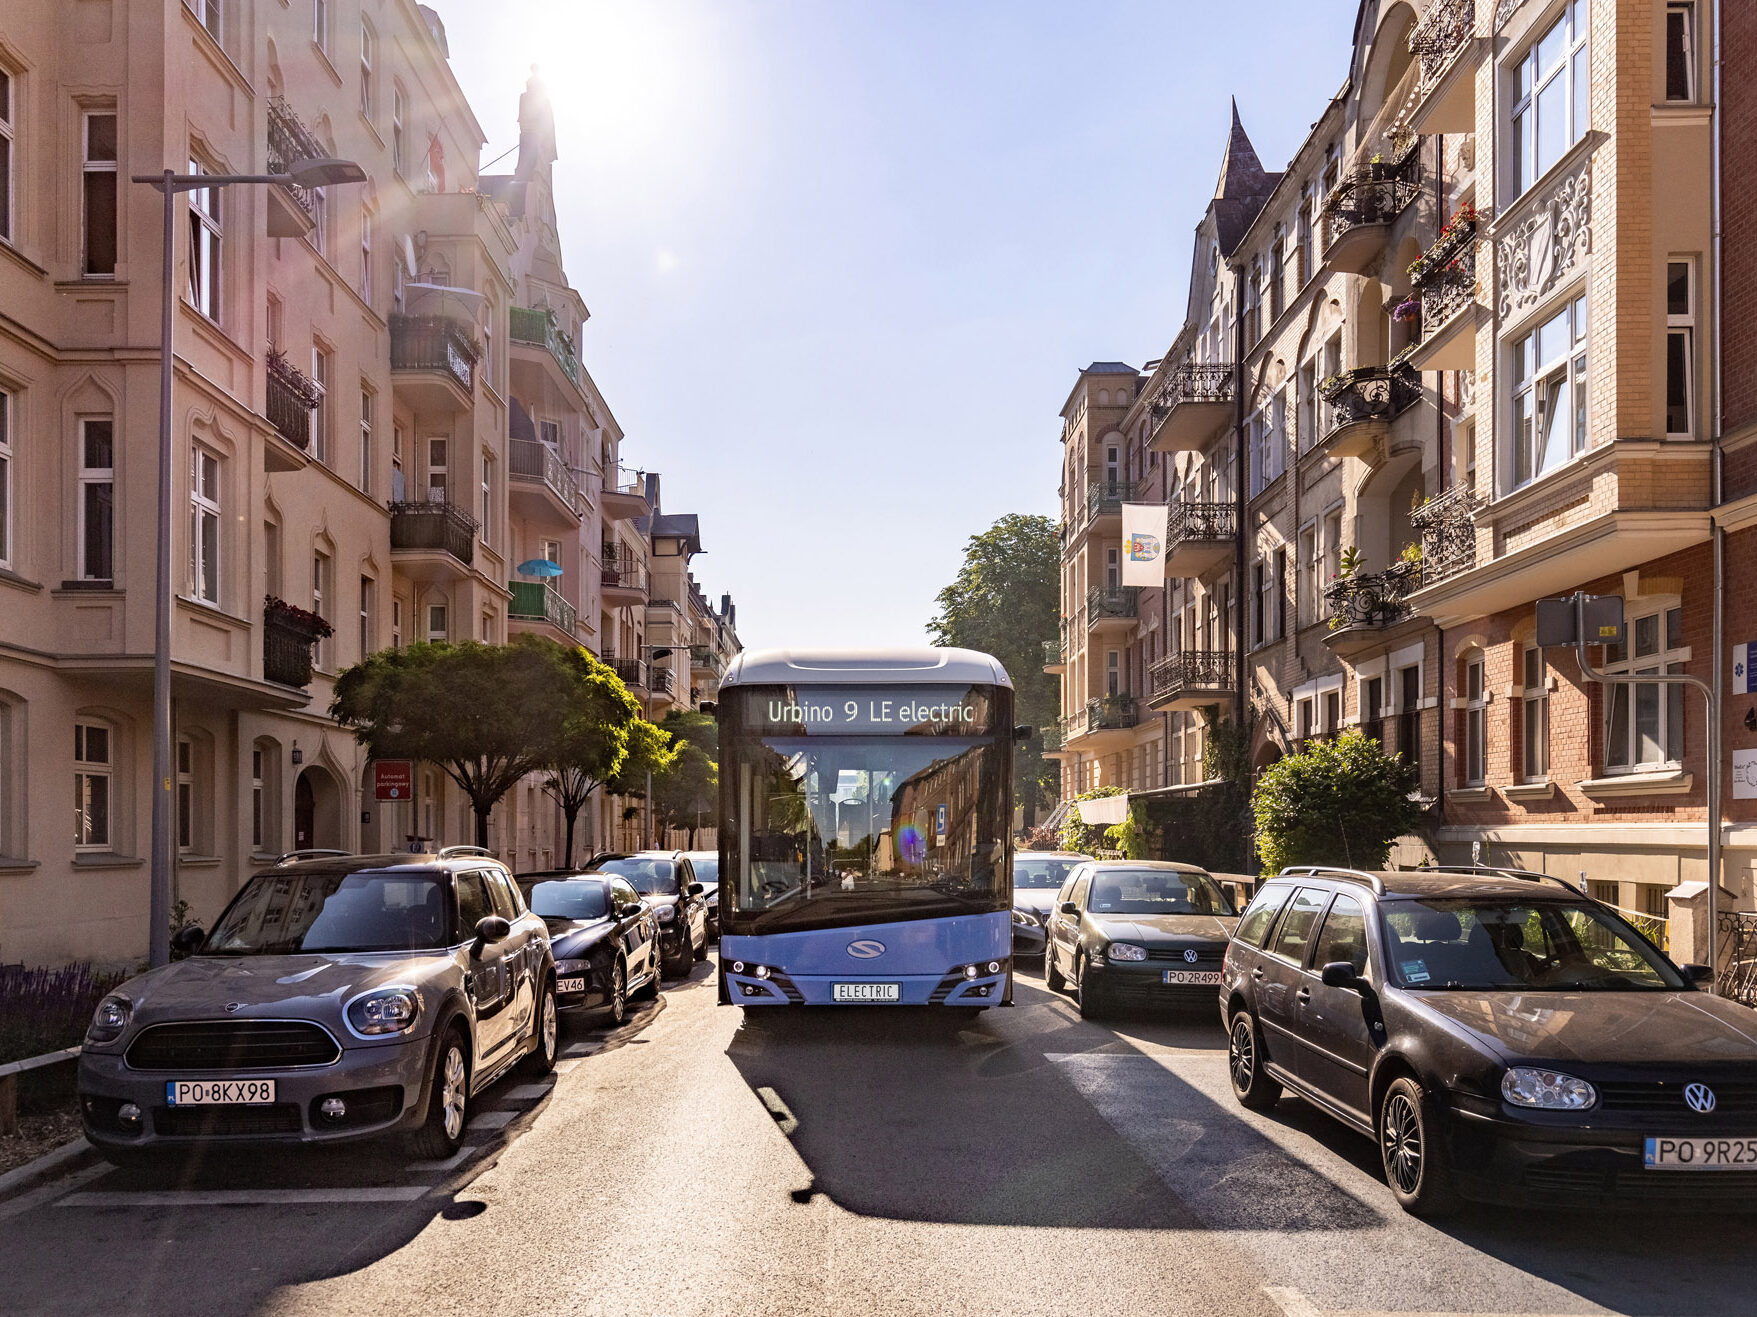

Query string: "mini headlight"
[1107, 942, 1148, 962]
[1501, 1067, 1597, 1110]
[347, 987, 421, 1037]
[86, 995, 132, 1043]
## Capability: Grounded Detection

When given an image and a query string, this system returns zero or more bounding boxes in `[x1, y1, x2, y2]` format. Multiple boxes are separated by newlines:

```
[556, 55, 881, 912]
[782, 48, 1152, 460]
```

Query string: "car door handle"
[1296, 988, 1311, 1001]
[1252, 968, 1264, 980]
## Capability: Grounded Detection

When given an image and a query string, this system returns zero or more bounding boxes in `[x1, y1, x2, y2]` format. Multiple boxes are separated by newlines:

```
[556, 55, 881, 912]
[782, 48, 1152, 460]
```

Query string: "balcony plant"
[264, 595, 333, 638]
[264, 346, 322, 407]
[1407, 204, 1479, 285]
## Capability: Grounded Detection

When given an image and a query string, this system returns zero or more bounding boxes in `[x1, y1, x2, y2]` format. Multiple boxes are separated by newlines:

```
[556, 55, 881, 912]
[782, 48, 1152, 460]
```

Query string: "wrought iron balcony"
[265, 98, 323, 233]
[1148, 362, 1234, 452]
[264, 349, 318, 452]
[1043, 636, 1064, 669]
[610, 658, 646, 690]
[1409, 484, 1482, 587]
[508, 580, 577, 635]
[1085, 480, 1136, 525]
[1408, 0, 1477, 134]
[1323, 561, 1422, 655]
[1039, 722, 1066, 753]
[1407, 209, 1481, 370]
[1321, 151, 1421, 275]
[690, 644, 727, 676]
[1084, 695, 1139, 733]
[390, 314, 478, 395]
[650, 665, 677, 697]
[508, 437, 580, 515]
[262, 599, 329, 688]
[1148, 650, 1237, 710]
[508, 305, 582, 390]
[1086, 586, 1139, 625]
[389, 500, 477, 565]
[1166, 500, 1237, 577]
[600, 547, 648, 596]
[1317, 362, 1422, 459]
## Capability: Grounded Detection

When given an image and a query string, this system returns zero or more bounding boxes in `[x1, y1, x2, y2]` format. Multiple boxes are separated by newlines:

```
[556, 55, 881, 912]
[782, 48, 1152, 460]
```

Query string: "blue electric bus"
[715, 648, 1016, 1010]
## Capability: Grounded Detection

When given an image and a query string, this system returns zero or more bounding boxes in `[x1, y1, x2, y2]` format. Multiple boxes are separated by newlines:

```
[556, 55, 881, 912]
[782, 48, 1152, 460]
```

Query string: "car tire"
[1044, 948, 1066, 993]
[605, 961, 629, 1025]
[1378, 1075, 1461, 1218]
[1227, 1011, 1282, 1111]
[666, 929, 694, 979]
[520, 980, 558, 1078]
[407, 1027, 470, 1161]
[632, 954, 661, 1001]
[1076, 956, 1107, 1020]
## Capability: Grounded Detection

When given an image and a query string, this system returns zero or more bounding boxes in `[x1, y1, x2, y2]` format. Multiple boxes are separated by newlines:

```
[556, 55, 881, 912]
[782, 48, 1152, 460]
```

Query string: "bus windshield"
[726, 734, 1009, 934]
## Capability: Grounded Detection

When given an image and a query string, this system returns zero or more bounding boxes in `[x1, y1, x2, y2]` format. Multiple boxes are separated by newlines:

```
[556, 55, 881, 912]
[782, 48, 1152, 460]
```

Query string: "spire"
[1214, 97, 1270, 201]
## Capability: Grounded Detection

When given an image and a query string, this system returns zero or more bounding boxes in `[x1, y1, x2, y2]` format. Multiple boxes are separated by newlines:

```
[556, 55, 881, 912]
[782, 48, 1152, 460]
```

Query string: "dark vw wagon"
[78, 851, 558, 1164]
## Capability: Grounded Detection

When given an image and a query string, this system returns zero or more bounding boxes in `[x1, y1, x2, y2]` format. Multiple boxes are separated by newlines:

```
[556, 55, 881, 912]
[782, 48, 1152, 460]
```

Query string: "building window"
[0, 67, 14, 243]
[481, 611, 494, 642]
[1511, 294, 1587, 488]
[1604, 606, 1686, 773]
[0, 390, 12, 571]
[1319, 333, 1341, 435]
[426, 602, 447, 641]
[1296, 696, 1315, 741]
[391, 425, 405, 501]
[1251, 560, 1268, 647]
[187, 159, 222, 321]
[79, 419, 114, 581]
[1105, 650, 1119, 697]
[392, 85, 406, 175]
[391, 597, 403, 648]
[310, 345, 330, 462]
[74, 722, 111, 849]
[1269, 225, 1286, 321]
[1511, 0, 1589, 196]
[359, 202, 372, 304]
[1323, 689, 1341, 735]
[480, 456, 493, 545]
[1397, 663, 1422, 774]
[359, 22, 375, 119]
[190, 446, 220, 603]
[1463, 652, 1487, 786]
[1297, 524, 1317, 626]
[1322, 508, 1343, 589]
[1363, 675, 1385, 739]
[1273, 546, 1288, 640]
[191, 0, 221, 41]
[1666, 260, 1695, 437]
[427, 437, 447, 501]
[358, 385, 373, 492]
[176, 736, 194, 852]
[1298, 359, 1317, 453]
[83, 112, 118, 277]
[1522, 645, 1549, 781]
[312, 551, 330, 668]
[314, 0, 329, 52]
[359, 575, 373, 660]
[251, 745, 265, 850]
[1243, 258, 1262, 346]
[1665, 3, 1697, 102]
[1296, 182, 1315, 286]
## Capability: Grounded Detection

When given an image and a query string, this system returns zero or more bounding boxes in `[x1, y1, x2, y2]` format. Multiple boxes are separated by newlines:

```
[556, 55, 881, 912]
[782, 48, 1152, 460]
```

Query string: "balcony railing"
[1413, 221, 1479, 340]
[1411, 0, 1474, 97]
[1043, 637, 1064, 668]
[262, 600, 328, 688]
[1080, 695, 1139, 735]
[1039, 722, 1065, 753]
[600, 555, 648, 594]
[1167, 500, 1236, 548]
[264, 348, 318, 451]
[1086, 585, 1139, 623]
[1325, 560, 1420, 631]
[389, 500, 477, 564]
[1152, 362, 1233, 416]
[651, 665, 677, 697]
[508, 305, 582, 390]
[1149, 650, 1237, 703]
[610, 658, 646, 690]
[266, 98, 323, 218]
[508, 437, 579, 512]
[1320, 362, 1422, 437]
[1409, 485, 1482, 586]
[1085, 480, 1135, 525]
[1322, 151, 1421, 258]
[390, 314, 478, 394]
[690, 644, 726, 676]
[508, 580, 577, 635]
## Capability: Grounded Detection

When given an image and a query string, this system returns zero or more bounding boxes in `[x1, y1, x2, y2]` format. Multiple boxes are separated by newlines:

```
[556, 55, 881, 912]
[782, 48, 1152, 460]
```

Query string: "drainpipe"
[1710, 0, 1726, 959]
[1234, 262, 1249, 732]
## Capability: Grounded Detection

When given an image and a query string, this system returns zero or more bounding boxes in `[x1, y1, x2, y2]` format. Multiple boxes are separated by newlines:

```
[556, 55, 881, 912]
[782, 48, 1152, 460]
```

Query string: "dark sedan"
[586, 852, 709, 978]
[1221, 865, 1757, 1215]
[1011, 852, 1090, 958]
[682, 851, 720, 941]
[517, 873, 662, 1026]
[1044, 861, 1237, 1018]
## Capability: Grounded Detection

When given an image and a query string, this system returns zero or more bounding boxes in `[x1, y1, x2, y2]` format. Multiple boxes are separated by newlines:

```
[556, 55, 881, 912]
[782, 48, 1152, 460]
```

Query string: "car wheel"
[1076, 956, 1107, 1020]
[606, 961, 629, 1024]
[666, 929, 694, 979]
[1044, 946, 1066, 993]
[407, 1028, 470, 1160]
[1378, 1076, 1460, 1217]
[632, 953, 661, 1001]
[1227, 1011, 1282, 1111]
[520, 980, 559, 1078]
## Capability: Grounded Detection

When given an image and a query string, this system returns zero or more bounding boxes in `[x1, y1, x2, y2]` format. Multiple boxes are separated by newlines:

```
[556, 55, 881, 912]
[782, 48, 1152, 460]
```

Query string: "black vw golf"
[517, 873, 662, 1026]
[1222, 866, 1757, 1215]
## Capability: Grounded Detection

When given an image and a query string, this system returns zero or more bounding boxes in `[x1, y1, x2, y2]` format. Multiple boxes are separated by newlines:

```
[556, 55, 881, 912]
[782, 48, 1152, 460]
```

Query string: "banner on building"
[1120, 503, 1167, 586]
[1074, 793, 1129, 826]
[1734, 642, 1757, 695]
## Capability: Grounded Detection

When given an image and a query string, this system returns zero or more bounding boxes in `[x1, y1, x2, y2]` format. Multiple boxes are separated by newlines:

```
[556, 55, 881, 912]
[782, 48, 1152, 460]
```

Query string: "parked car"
[1221, 865, 1756, 1215]
[585, 851, 709, 978]
[517, 872, 662, 1026]
[1011, 852, 1091, 959]
[78, 849, 557, 1166]
[681, 850, 721, 941]
[1044, 860, 1237, 1017]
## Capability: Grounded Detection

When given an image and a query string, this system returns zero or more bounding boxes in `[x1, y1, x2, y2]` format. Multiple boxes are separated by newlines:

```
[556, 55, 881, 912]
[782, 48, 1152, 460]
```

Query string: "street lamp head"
[285, 156, 367, 188]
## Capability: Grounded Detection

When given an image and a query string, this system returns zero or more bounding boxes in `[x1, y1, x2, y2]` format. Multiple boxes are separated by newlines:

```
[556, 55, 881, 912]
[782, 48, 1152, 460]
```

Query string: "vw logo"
[1183, 949, 1199, 964]
[1685, 1082, 1718, 1114]
[846, 939, 886, 959]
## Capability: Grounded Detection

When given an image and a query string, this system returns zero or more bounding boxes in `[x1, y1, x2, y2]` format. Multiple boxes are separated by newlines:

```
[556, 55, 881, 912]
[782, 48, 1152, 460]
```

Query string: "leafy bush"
[0, 963, 128, 1115]
[1061, 786, 1125, 854]
[1252, 732, 1422, 875]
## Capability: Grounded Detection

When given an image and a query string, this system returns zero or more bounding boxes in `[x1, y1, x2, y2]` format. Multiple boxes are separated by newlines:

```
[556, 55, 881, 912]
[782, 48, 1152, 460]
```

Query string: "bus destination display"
[738, 685, 998, 736]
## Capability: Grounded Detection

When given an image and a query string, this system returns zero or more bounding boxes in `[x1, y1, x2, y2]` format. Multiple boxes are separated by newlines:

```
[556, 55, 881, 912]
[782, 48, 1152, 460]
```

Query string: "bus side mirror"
[1014, 724, 1033, 743]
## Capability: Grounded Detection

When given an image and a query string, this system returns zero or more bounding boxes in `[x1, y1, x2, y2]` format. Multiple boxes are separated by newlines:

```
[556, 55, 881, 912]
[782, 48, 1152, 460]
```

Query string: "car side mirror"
[471, 915, 511, 957]
[171, 924, 206, 955]
[617, 902, 644, 919]
[688, 882, 704, 897]
[1681, 962, 1714, 985]
[1319, 961, 1364, 991]
[1059, 901, 1079, 916]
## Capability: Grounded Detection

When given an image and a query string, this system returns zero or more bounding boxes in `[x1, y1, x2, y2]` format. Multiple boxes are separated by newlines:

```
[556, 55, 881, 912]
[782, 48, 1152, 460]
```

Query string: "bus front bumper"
[720, 960, 1011, 1006]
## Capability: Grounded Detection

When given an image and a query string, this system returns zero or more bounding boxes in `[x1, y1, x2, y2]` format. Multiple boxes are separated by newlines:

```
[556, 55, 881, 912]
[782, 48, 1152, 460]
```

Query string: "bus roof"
[721, 647, 1013, 690]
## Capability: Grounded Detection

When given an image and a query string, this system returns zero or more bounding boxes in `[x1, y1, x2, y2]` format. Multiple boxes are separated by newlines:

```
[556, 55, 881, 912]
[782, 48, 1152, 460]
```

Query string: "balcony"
[1315, 362, 1422, 462]
[610, 658, 646, 691]
[1084, 480, 1135, 533]
[389, 500, 476, 580]
[1321, 154, 1420, 276]
[1405, 210, 1482, 372]
[690, 644, 726, 678]
[390, 314, 478, 412]
[264, 348, 317, 470]
[601, 547, 648, 606]
[261, 598, 329, 689]
[1039, 722, 1067, 756]
[508, 580, 578, 638]
[650, 665, 678, 701]
[1322, 561, 1424, 659]
[1043, 635, 1065, 674]
[1148, 362, 1234, 453]
[265, 98, 322, 238]
[1085, 586, 1139, 633]
[1148, 650, 1237, 713]
[507, 437, 581, 526]
[508, 305, 582, 394]
[1407, 0, 1478, 136]
[1165, 501, 1236, 578]
[602, 478, 649, 523]
[1064, 695, 1141, 752]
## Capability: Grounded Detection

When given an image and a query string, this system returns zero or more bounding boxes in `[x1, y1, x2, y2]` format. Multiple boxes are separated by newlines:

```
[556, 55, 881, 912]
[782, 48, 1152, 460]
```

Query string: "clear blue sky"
[438, 1, 1359, 650]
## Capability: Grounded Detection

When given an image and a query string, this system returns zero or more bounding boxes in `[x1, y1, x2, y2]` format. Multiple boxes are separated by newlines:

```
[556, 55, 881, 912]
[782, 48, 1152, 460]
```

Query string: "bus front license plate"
[832, 982, 901, 1003]
[1162, 970, 1221, 985]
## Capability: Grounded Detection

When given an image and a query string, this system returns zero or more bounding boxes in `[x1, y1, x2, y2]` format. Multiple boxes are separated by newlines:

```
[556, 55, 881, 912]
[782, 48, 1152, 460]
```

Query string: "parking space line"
[406, 1147, 478, 1173]
[500, 1083, 551, 1101]
[467, 1110, 515, 1130]
[56, 1186, 431, 1208]
[0, 1164, 111, 1221]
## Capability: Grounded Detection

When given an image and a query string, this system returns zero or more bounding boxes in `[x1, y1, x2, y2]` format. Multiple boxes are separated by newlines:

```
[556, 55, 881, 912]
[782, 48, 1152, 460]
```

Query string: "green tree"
[540, 648, 645, 867]
[650, 709, 719, 848]
[331, 637, 578, 849]
[607, 718, 683, 847]
[927, 513, 1060, 824]
[1252, 731, 1422, 874]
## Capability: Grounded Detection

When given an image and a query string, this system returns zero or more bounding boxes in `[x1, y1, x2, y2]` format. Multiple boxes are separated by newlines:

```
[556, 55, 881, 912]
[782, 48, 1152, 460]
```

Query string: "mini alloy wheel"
[440, 1042, 468, 1141]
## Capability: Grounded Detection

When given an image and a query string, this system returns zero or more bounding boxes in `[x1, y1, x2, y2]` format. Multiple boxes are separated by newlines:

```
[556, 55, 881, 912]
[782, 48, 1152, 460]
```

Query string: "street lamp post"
[131, 157, 365, 968]
[641, 646, 673, 849]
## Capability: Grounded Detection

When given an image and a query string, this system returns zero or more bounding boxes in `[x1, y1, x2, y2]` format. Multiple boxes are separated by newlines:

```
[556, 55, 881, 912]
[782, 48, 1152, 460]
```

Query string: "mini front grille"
[153, 1103, 304, 1138]
[1146, 946, 1224, 965]
[1595, 1081, 1757, 1116]
[126, 1021, 341, 1071]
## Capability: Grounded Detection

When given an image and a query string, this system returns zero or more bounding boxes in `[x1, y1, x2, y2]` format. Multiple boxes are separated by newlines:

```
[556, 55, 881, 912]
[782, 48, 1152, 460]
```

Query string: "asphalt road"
[5, 956, 1757, 1317]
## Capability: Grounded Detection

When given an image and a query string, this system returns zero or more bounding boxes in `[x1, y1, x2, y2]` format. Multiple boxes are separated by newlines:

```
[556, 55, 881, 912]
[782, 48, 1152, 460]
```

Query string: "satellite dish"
[400, 233, 419, 278]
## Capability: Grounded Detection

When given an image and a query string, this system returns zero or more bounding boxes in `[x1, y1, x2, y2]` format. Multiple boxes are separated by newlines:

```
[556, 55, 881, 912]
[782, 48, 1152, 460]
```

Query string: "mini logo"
[846, 939, 886, 959]
[1685, 1082, 1718, 1114]
[224, 1002, 244, 1013]
[1127, 534, 1161, 561]
[1183, 949, 1199, 964]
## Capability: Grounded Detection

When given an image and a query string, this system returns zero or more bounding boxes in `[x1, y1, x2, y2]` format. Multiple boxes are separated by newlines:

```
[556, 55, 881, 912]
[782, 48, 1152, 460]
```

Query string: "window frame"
[314, 0, 330, 52]
[176, 734, 195, 853]
[312, 550, 331, 670]
[1666, 259, 1695, 439]
[358, 384, 373, 493]
[73, 720, 113, 851]
[1463, 652, 1487, 787]
[358, 574, 374, 662]
[1665, 2, 1697, 103]
[189, 445, 221, 604]
[1603, 605, 1688, 774]
[1509, 292, 1588, 490]
[0, 389, 12, 571]
[310, 344, 331, 463]
[78, 417, 115, 582]
[358, 200, 373, 305]
[391, 84, 406, 176]
[186, 157, 222, 322]
[1521, 644, 1549, 782]
[1509, 0, 1590, 198]
[82, 111, 118, 278]
[359, 20, 375, 119]
[0, 65, 14, 244]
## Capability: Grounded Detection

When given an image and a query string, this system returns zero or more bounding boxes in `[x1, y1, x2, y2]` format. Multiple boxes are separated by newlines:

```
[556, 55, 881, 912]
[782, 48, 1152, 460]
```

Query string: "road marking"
[57, 1186, 430, 1208]
[501, 1083, 551, 1101]
[406, 1146, 478, 1172]
[756, 1086, 798, 1135]
[0, 1164, 111, 1221]
[1264, 1296, 1607, 1317]
[467, 1110, 516, 1130]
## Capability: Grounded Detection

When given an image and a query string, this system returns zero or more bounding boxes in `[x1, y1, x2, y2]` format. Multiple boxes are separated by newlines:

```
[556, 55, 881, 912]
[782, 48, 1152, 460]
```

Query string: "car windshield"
[594, 858, 678, 895]
[1014, 857, 1082, 889]
[522, 879, 609, 921]
[1087, 868, 1234, 916]
[688, 856, 719, 885]
[1381, 899, 1685, 991]
[204, 869, 449, 954]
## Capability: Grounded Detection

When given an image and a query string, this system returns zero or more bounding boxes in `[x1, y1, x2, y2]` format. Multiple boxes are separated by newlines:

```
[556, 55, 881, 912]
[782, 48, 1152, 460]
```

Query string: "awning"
[1073, 794, 1129, 826]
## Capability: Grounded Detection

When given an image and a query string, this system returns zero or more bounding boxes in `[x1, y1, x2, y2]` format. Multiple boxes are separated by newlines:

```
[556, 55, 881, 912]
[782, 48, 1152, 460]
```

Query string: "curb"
[0, 1136, 100, 1204]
